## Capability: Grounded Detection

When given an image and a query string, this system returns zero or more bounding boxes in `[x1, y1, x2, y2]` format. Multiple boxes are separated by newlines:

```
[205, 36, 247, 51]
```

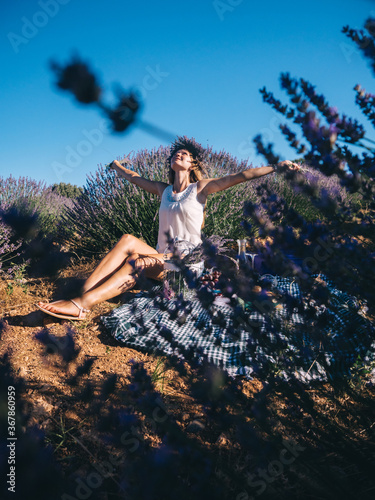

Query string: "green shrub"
[51, 182, 83, 198]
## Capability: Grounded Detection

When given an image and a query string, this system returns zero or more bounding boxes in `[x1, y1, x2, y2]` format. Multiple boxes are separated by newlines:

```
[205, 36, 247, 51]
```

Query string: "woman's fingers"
[278, 160, 301, 171]
[290, 162, 301, 170]
[108, 160, 121, 171]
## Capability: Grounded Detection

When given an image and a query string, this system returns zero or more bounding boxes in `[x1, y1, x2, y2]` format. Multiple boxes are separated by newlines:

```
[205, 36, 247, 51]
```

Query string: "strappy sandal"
[36, 299, 90, 321]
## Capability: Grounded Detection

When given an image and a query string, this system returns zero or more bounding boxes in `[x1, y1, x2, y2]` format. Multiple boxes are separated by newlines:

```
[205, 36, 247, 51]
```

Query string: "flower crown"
[167, 136, 206, 165]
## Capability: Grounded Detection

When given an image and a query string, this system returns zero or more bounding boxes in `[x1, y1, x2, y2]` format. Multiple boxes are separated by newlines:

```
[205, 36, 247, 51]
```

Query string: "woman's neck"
[172, 171, 191, 193]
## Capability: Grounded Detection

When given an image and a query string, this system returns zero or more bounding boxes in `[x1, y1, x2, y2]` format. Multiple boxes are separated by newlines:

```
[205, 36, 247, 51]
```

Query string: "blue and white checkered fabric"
[100, 275, 375, 383]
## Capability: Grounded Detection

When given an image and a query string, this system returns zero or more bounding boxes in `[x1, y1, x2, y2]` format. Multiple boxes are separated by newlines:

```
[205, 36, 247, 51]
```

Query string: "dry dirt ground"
[1, 260, 374, 497]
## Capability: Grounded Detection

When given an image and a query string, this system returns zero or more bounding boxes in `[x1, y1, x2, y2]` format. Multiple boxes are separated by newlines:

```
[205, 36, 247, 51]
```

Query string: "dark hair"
[167, 136, 207, 184]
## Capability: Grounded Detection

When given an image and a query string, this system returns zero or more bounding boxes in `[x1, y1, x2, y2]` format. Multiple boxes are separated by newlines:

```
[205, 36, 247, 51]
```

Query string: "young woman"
[37, 136, 299, 320]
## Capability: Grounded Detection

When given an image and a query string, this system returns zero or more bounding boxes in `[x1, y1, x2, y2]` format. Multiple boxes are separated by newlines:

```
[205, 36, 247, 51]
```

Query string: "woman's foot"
[37, 299, 90, 321]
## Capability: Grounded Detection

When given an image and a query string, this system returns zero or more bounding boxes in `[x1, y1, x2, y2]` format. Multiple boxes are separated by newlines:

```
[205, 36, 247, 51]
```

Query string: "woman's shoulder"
[158, 182, 170, 197]
[196, 178, 213, 189]
[196, 178, 213, 198]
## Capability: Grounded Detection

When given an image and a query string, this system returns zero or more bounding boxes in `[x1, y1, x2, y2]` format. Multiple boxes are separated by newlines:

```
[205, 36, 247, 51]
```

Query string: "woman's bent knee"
[117, 234, 137, 252]
[119, 234, 132, 244]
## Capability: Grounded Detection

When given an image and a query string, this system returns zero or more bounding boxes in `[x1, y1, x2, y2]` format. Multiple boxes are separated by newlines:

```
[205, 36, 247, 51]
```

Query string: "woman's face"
[171, 149, 193, 172]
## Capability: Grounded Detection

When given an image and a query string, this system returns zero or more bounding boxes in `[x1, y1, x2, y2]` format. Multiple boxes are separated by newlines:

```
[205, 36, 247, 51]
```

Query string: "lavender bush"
[0, 176, 73, 277]
[251, 28, 375, 310]
[0, 176, 73, 239]
[0, 223, 22, 277]
[62, 145, 360, 254]
[232, 17, 375, 389]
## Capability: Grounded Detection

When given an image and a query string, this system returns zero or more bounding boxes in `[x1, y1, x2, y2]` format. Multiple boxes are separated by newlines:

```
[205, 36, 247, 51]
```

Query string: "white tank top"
[156, 183, 205, 252]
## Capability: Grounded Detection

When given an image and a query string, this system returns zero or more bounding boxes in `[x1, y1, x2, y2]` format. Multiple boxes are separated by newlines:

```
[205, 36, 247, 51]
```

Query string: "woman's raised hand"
[108, 160, 123, 173]
[275, 160, 301, 172]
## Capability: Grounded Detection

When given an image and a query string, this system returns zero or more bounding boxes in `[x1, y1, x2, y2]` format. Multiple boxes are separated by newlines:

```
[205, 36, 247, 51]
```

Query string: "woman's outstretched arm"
[109, 160, 168, 197]
[197, 161, 300, 200]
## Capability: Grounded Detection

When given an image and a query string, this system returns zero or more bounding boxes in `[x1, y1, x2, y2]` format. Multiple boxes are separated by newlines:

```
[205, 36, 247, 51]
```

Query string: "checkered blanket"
[100, 275, 375, 383]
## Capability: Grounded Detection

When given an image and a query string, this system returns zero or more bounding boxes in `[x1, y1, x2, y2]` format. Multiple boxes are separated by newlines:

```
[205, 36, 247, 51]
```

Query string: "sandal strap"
[70, 299, 90, 319]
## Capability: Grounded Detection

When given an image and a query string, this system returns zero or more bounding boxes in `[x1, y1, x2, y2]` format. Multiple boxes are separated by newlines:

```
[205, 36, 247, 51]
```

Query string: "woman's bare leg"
[37, 252, 165, 318]
[82, 234, 159, 293]
[82, 253, 164, 306]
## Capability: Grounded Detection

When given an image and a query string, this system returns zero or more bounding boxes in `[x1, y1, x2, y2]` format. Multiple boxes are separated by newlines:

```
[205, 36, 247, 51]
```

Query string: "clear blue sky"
[1, 0, 375, 187]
